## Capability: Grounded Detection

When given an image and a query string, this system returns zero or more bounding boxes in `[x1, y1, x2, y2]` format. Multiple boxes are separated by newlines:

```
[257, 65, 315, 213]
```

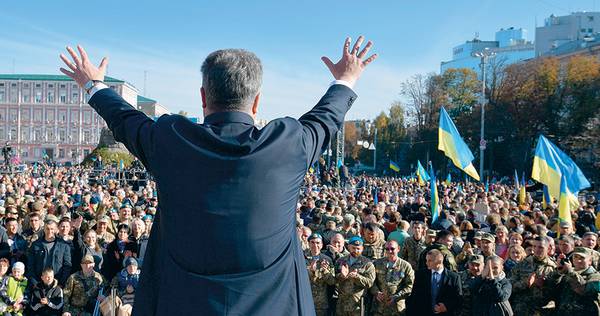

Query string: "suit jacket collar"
[204, 111, 255, 125]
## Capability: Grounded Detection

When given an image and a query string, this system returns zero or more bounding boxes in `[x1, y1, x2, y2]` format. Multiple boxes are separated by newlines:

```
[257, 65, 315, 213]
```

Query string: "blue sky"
[0, 0, 597, 121]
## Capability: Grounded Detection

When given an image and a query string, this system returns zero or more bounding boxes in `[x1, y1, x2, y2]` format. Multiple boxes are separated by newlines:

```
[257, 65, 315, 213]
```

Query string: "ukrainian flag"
[531, 135, 590, 208]
[438, 107, 480, 181]
[416, 160, 430, 186]
[431, 167, 440, 223]
[514, 170, 520, 190]
[542, 185, 552, 209]
[445, 173, 452, 186]
[518, 175, 526, 206]
[389, 160, 400, 172]
[558, 175, 572, 224]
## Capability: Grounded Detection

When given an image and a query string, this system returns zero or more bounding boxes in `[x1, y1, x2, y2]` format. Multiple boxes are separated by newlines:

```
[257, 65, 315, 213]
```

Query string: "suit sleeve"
[299, 84, 357, 169]
[88, 88, 157, 171]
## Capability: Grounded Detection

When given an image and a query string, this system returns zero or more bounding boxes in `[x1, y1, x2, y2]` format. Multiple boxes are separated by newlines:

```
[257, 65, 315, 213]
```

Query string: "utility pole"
[474, 48, 495, 180]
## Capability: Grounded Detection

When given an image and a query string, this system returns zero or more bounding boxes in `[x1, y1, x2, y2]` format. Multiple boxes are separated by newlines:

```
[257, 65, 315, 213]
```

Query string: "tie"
[431, 272, 440, 308]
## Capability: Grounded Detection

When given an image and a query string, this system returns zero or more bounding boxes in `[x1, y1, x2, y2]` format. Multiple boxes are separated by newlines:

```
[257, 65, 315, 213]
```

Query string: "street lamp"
[473, 48, 495, 179]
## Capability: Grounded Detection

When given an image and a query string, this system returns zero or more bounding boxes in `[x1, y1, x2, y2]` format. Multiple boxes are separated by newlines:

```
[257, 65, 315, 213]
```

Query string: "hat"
[343, 214, 355, 224]
[81, 255, 95, 264]
[348, 236, 364, 246]
[481, 233, 496, 243]
[307, 233, 323, 241]
[12, 262, 24, 272]
[44, 214, 59, 224]
[427, 229, 437, 237]
[572, 247, 592, 258]
[0, 207, 5, 215]
[32, 201, 44, 212]
[123, 257, 138, 268]
[467, 255, 484, 265]
[97, 215, 110, 223]
[474, 231, 484, 240]
[583, 232, 599, 238]
[559, 221, 572, 228]
[142, 214, 153, 221]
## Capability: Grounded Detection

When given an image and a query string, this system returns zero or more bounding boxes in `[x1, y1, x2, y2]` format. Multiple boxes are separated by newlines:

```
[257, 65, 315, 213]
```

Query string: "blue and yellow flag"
[542, 185, 552, 209]
[389, 160, 400, 172]
[445, 173, 452, 186]
[485, 177, 489, 193]
[119, 159, 125, 170]
[431, 167, 440, 223]
[438, 107, 480, 181]
[558, 175, 573, 224]
[337, 159, 343, 168]
[416, 160, 430, 186]
[531, 135, 590, 208]
[518, 174, 527, 205]
[514, 170, 520, 190]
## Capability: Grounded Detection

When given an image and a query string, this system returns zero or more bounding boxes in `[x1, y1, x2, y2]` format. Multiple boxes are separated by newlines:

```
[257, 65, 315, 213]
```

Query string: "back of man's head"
[201, 49, 262, 112]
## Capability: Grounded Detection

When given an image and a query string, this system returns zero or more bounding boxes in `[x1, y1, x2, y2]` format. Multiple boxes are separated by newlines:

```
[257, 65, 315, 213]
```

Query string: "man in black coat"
[59, 36, 377, 316]
[407, 249, 462, 316]
[26, 218, 72, 286]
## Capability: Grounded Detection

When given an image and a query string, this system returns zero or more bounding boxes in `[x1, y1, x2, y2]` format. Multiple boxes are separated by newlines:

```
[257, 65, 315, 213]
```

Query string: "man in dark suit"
[407, 249, 462, 316]
[59, 37, 377, 315]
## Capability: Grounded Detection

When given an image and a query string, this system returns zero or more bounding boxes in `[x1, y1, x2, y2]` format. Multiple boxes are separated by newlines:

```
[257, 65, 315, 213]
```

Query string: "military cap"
[97, 215, 110, 223]
[583, 232, 599, 238]
[559, 221, 572, 228]
[572, 247, 592, 258]
[481, 233, 496, 243]
[81, 255, 95, 264]
[348, 236, 364, 246]
[32, 201, 45, 213]
[467, 254, 484, 265]
[474, 231, 484, 240]
[44, 214, 59, 224]
[427, 229, 437, 237]
[307, 233, 323, 241]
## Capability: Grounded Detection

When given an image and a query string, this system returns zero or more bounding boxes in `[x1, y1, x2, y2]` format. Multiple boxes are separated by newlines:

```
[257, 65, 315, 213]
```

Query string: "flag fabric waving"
[438, 107, 480, 181]
[389, 160, 400, 172]
[431, 167, 440, 223]
[416, 160, 430, 186]
[558, 175, 573, 224]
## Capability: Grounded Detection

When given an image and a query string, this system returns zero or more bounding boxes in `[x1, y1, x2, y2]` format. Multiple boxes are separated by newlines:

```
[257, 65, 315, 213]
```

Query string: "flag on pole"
[416, 160, 430, 186]
[445, 173, 452, 186]
[542, 185, 552, 209]
[531, 135, 590, 208]
[457, 183, 463, 193]
[431, 166, 440, 223]
[389, 160, 400, 172]
[485, 177, 489, 193]
[438, 107, 480, 181]
[119, 159, 124, 170]
[337, 159, 343, 168]
[558, 175, 573, 225]
[519, 173, 526, 205]
[514, 170, 520, 190]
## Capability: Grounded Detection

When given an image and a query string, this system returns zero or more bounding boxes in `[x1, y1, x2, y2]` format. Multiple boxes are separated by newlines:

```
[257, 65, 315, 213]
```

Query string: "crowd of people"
[0, 157, 596, 315]
[0, 162, 153, 315]
[297, 161, 599, 316]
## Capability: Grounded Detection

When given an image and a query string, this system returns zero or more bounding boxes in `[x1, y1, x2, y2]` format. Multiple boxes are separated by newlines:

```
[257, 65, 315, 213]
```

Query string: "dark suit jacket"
[407, 268, 462, 316]
[88, 84, 357, 315]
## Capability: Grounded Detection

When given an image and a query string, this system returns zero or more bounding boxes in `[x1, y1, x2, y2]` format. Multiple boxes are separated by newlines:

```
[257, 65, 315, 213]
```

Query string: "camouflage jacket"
[369, 257, 414, 314]
[509, 255, 556, 309]
[551, 266, 600, 314]
[363, 239, 386, 260]
[457, 270, 480, 316]
[335, 255, 376, 312]
[63, 270, 107, 314]
[400, 237, 426, 269]
[417, 243, 458, 272]
[306, 253, 335, 310]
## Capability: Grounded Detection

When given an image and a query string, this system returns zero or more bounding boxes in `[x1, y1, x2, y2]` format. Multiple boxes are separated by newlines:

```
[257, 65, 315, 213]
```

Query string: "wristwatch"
[84, 80, 105, 94]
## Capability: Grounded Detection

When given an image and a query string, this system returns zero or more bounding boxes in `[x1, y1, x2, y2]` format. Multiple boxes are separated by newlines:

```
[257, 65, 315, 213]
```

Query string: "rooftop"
[137, 95, 157, 103]
[0, 74, 125, 83]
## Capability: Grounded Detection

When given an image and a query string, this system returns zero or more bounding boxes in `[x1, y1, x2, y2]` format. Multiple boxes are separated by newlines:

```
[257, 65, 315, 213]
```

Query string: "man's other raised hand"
[321, 36, 377, 88]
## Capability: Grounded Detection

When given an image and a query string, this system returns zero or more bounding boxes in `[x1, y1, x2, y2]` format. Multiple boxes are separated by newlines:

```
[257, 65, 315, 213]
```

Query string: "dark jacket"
[130, 235, 148, 266]
[72, 229, 104, 273]
[472, 275, 513, 316]
[88, 84, 356, 316]
[0, 226, 10, 260]
[407, 268, 463, 316]
[101, 239, 137, 282]
[29, 279, 64, 316]
[27, 238, 72, 286]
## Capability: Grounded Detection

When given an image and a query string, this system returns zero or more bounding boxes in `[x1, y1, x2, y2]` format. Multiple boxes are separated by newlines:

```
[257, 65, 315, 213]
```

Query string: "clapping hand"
[59, 45, 108, 88]
[321, 36, 378, 87]
[340, 263, 349, 278]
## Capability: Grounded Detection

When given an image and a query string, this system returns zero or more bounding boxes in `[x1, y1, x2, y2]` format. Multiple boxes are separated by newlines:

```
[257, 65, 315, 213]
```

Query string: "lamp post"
[473, 48, 495, 179]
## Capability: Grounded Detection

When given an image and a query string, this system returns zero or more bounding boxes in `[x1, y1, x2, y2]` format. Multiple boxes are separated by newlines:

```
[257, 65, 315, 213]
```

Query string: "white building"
[536, 11, 600, 56]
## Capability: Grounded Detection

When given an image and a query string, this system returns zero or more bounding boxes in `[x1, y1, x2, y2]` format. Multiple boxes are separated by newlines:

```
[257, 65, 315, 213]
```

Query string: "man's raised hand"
[321, 36, 377, 87]
[59, 45, 108, 88]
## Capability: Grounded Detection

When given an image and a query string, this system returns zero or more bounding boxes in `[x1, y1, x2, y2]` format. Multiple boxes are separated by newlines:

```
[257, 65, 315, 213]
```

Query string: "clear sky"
[0, 0, 597, 121]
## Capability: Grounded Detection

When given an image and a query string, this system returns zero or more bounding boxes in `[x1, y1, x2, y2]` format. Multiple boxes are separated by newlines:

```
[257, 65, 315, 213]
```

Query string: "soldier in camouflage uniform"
[549, 247, 600, 315]
[335, 236, 376, 316]
[509, 237, 556, 316]
[324, 233, 350, 263]
[582, 232, 600, 271]
[305, 233, 335, 316]
[399, 221, 427, 270]
[95, 215, 116, 252]
[362, 222, 385, 260]
[417, 230, 458, 272]
[63, 255, 108, 316]
[457, 255, 483, 316]
[369, 240, 414, 316]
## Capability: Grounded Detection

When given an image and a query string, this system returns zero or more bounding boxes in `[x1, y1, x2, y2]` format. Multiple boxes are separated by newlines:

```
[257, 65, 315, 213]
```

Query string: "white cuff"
[88, 83, 109, 98]
[330, 80, 355, 91]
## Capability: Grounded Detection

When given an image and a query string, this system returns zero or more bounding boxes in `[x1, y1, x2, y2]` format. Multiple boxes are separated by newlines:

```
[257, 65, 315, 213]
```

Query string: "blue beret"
[308, 233, 322, 241]
[348, 236, 364, 246]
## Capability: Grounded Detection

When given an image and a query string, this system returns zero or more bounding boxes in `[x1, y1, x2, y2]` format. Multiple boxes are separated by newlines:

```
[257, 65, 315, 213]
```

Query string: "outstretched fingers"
[59, 67, 75, 79]
[351, 36, 365, 56]
[77, 45, 89, 64]
[98, 57, 109, 72]
[362, 54, 378, 67]
[66, 46, 81, 67]
[60, 54, 77, 72]
[357, 41, 373, 59]
[343, 37, 352, 56]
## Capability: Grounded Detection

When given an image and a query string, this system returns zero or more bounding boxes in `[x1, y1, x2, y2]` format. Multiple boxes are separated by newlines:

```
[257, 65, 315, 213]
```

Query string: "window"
[58, 148, 65, 158]
[9, 128, 16, 141]
[60, 84, 65, 89]
[0, 128, 4, 140]
[46, 109, 55, 122]
[21, 129, 29, 143]
[9, 86, 17, 103]
[59, 129, 66, 142]
[22, 89, 30, 103]
[83, 149, 90, 157]
[34, 90, 42, 103]
[21, 108, 30, 121]
[589, 16, 595, 22]
[0, 90, 4, 103]
[21, 150, 28, 158]
[70, 110, 79, 123]
[33, 109, 42, 122]
[9, 109, 17, 122]
[47, 91, 55, 103]
[84, 130, 91, 143]
[581, 28, 587, 33]
[71, 91, 79, 104]
[58, 110, 67, 123]
[33, 129, 42, 142]
[47, 129, 55, 142]
[0, 110, 4, 121]
[589, 28, 594, 33]
[59, 90, 67, 103]
[83, 111, 91, 124]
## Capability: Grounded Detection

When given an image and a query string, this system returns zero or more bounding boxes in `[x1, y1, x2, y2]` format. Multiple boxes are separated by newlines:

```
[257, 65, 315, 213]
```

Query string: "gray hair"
[201, 49, 262, 111]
